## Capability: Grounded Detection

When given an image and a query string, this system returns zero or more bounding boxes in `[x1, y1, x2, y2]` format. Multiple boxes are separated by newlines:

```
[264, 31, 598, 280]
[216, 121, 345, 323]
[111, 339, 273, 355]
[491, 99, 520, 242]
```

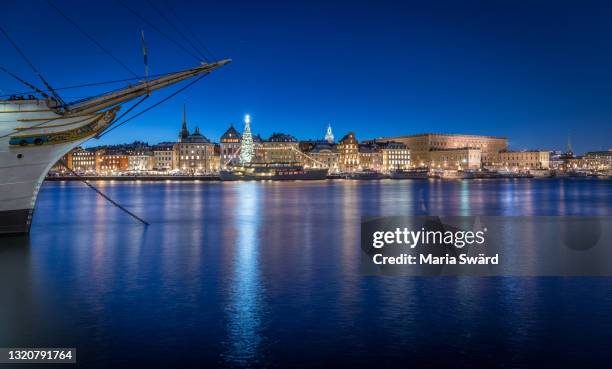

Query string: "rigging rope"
[95, 94, 149, 138]
[45, 0, 138, 77]
[0, 65, 49, 98]
[96, 72, 209, 138]
[164, 3, 218, 62]
[0, 71, 175, 98]
[145, 0, 209, 63]
[117, 0, 204, 63]
[58, 160, 149, 226]
[0, 25, 65, 105]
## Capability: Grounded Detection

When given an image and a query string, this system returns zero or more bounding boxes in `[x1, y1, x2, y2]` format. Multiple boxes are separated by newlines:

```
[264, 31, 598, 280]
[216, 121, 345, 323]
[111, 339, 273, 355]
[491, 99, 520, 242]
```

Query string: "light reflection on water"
[223, 183, 266, 366]
[0, 178, 610, 368]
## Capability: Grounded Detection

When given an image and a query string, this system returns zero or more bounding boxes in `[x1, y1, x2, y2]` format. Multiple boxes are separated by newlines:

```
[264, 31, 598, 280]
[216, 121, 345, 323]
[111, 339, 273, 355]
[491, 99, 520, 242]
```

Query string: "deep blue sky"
[1, 0, 612, 153]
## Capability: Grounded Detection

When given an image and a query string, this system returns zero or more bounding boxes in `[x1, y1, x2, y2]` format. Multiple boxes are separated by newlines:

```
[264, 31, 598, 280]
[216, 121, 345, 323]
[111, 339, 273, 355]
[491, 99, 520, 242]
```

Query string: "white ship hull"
[0, 100, 117, 234]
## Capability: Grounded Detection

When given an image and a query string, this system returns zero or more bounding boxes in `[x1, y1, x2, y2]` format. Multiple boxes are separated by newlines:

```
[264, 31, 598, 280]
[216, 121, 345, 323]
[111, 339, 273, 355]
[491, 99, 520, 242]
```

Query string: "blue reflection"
[223, 182, 266, 367]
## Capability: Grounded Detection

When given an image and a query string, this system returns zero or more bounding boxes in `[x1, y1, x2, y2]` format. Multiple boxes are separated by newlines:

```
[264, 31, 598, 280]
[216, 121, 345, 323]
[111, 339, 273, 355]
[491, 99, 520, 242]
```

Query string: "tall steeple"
[325, 123, 334, 144]
[566, 132, 573, 156]
[179, 103, 190, 142]
[239, 114, 254, 164]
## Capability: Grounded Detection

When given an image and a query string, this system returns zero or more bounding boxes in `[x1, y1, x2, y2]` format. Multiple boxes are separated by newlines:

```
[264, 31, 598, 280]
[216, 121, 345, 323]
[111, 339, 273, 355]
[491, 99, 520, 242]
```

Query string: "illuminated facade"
[152, 143, 175, 171]
[70, 147, 96, 173]
[358, 144, 383, 171]
[497, 150, 550, 171]
[337, 132, 360, 172]
[174, 107, 217, 173]
[219, 125, 242, 168]
[97, 149, 129, 174]
[381, 133, 507, 167]
[307, 143, 339, 172]
[430, 148, 482, 170]
[260, 133, 300, 163]
[379, 141, 410, 172]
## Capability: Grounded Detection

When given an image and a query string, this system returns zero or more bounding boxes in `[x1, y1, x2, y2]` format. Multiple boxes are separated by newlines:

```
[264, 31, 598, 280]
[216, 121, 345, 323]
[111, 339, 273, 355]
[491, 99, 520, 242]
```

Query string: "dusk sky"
[1, 0, 612, 153]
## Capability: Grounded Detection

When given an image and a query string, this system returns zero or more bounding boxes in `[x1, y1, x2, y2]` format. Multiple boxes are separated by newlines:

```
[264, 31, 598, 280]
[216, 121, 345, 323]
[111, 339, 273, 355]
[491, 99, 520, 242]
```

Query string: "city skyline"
[1, 0, 612, 153]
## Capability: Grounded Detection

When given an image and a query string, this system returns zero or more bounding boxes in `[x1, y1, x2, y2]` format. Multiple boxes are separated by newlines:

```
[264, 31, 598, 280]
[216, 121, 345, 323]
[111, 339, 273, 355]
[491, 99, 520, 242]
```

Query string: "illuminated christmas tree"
[239, 114, 254, 164]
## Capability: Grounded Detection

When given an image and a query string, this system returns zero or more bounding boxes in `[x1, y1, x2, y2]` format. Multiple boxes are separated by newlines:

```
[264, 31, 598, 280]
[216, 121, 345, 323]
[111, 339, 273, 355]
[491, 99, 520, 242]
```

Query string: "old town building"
[337, 132, 360, 172]
[219, 125, 242, 168]
[497, 150, 550, 171]
[259, 132, 300, 163]
[173, 106, 218, 173]
[307, 142, 339, 172]
[152, 142, 175, 171]
[358, 143, 383, 172]
[71, 147, 97, 173]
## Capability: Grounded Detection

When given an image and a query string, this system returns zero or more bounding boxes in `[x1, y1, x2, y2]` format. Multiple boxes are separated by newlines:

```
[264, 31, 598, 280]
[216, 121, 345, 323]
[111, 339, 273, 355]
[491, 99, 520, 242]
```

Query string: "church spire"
[325, 123, 334, 144]
[179, 103, 190, 142]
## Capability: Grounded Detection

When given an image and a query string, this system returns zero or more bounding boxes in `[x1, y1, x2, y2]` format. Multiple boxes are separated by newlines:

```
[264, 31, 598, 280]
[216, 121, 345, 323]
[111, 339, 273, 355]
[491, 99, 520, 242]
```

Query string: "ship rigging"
[0, 1, 230, 234]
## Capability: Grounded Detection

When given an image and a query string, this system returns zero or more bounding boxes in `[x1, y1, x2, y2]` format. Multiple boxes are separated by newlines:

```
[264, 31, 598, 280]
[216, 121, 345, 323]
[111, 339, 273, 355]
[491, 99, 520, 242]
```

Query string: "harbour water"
[1, 178, 611, 368]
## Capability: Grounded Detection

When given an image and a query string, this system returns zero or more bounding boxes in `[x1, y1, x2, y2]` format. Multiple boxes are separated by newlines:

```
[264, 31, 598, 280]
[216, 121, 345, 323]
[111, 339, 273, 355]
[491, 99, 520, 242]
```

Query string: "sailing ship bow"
[62, 59, 231, 116]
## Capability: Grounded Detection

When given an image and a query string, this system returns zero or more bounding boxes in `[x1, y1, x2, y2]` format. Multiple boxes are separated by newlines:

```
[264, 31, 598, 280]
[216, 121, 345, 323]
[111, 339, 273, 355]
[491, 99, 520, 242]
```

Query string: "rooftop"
[381, 133, 507, 140]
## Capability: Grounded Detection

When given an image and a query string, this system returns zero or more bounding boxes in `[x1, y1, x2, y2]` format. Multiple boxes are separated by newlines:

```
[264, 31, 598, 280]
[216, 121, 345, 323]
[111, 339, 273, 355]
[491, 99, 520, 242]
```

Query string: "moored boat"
[220, 163, 328, 181]
[389, 168, 429, 179]
[530, 169, 553, 178]
[348, 170, 387, 180]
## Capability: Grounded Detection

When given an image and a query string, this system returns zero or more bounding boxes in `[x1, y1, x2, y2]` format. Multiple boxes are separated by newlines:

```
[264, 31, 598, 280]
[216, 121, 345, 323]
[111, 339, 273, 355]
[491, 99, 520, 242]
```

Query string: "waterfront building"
[97, 149, 129, 174]
[220, 124, 242, 168]
[174, 107, 217, 173]
[563, 150, 612, 171]
[128, 151, 153, 172]
[325, 123, 334, 144]
[378, 141, 410, 172]
[261, 132, 300, 163]
[71, 147, 97, 173]
[307, 142, 339, 172]
[429, 148, 482, 170]
[337, 132, 360, 172]
[152, 142, 175, 171]
[583, 150, 612, 170]
[358, 143, 383, 171]
[379, 133, 507, 167]
[497, 150, 550, 171]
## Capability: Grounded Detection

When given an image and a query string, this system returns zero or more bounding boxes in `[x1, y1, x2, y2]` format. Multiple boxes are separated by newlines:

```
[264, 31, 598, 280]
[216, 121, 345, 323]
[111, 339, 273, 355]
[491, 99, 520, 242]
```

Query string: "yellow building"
[379, 141, 410, 172]
[337, 132, 360, 172]
[497, 150, 550, 171]
[307, 143, 339, 172]
[174, 108, 218, 174]
[358, 144, 383, 171]
[430, 148, 482, 170]
[580, 151, 612, 171]
[380, 133, 507, 167]
[259, 133, 300, 163]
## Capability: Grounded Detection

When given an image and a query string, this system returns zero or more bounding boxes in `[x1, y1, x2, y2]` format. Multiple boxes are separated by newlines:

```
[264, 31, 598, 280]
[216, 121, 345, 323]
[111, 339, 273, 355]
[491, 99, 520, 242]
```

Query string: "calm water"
[1, 178, 611, 368]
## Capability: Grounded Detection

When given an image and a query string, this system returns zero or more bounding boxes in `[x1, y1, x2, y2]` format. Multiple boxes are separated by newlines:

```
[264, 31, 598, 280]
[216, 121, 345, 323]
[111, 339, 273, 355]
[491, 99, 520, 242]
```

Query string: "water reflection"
[0, 178, 609, 367]
[222, 183, 266, 366]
